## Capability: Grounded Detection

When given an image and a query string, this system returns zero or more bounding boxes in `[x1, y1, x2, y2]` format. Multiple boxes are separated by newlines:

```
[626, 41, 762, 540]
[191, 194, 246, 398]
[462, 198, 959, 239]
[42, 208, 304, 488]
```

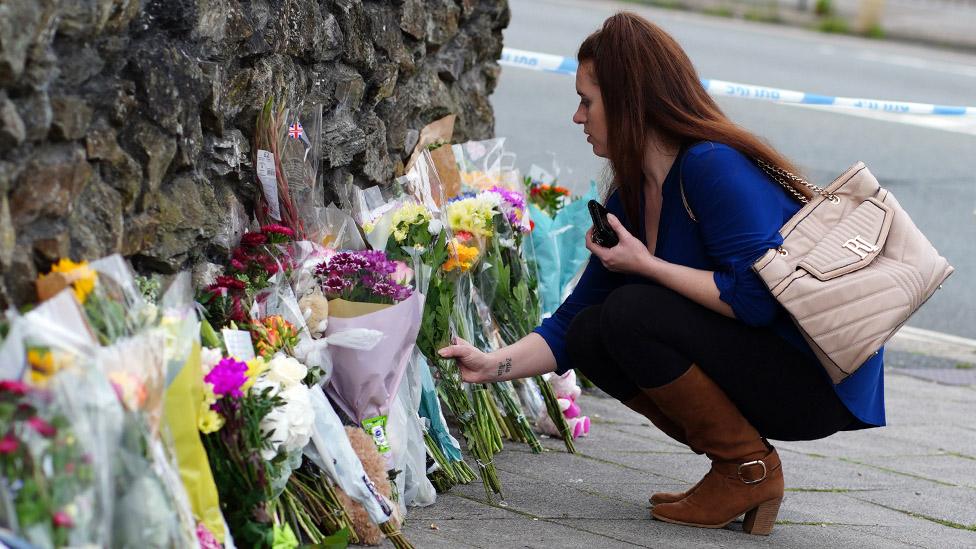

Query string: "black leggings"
[566, 284, 856, 441]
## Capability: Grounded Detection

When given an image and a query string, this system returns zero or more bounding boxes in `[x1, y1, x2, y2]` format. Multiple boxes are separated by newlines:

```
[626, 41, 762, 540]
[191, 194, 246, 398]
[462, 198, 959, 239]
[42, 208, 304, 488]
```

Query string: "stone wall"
[0, 0, 509, 307]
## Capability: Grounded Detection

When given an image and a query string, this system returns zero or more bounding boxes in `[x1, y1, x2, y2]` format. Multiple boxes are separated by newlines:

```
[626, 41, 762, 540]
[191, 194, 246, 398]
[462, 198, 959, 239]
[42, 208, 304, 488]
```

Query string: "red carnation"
[212, 276, 246, 292]
[0, 433, 19, 454]
[261, 224, 295, 238]
[52, 511, 73, 528]
[240, 232, 268, 248]
[0, 380, 30, 396]
[27, 416, 57, 437]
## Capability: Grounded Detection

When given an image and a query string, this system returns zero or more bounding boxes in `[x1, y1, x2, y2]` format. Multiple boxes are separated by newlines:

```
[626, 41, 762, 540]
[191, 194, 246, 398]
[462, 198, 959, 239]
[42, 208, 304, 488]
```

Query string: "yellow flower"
[198, 404, 225, 434]
[27, 347, 58, 386]
[361, 222, 375, 235]
[242, 357, 269, 393]
[446, 198, 495, 237]
[442, 240, 480, 272]
[46, 258, 97, 303]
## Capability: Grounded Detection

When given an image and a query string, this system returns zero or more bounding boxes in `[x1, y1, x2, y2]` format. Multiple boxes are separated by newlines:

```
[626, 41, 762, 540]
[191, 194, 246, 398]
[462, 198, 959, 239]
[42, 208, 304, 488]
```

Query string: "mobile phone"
[587, 200, 619, 248]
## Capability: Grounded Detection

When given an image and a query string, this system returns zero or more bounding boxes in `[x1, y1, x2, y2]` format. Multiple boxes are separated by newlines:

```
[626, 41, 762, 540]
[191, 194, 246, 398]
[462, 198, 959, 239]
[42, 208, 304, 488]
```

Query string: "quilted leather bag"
[682, 160, 954, 383]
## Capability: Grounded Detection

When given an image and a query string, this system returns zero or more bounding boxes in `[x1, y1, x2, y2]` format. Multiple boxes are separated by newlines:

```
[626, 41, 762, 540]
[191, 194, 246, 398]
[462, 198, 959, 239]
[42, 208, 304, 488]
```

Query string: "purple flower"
[204, 358, 248, 398]
[489, 186, 526, 211]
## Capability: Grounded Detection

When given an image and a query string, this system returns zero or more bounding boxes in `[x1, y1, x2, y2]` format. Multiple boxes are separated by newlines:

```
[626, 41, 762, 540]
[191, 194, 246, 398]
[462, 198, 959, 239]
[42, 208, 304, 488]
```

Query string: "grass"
[703, 5, 734, 17]
[743, 8, 780, 23]
[818, 16, 849, 34]
[954, 362, 974, 370]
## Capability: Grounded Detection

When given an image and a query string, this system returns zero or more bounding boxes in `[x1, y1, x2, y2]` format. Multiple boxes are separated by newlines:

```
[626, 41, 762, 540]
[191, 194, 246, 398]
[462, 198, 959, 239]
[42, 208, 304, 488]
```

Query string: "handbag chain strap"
[756, 159, 840, 204]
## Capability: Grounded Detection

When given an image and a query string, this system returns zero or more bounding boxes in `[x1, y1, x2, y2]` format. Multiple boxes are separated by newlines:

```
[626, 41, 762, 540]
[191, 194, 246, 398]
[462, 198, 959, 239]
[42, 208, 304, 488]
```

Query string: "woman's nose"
[573, 108, 585, 124]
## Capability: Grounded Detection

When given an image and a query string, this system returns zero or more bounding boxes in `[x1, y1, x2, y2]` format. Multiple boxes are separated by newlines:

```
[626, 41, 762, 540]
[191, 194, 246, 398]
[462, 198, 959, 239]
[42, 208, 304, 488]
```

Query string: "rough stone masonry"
[0, 0, 509, 307]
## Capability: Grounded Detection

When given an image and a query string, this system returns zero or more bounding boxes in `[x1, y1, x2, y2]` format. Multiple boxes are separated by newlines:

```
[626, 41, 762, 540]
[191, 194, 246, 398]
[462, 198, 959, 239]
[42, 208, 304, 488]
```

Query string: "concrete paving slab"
[849, 486, 976, 530]
[396, 374, 974, 547]
[850, 524, 976, 549]
[851, 454, 976, 488]
[776, 491, 926, 526]
[777, 429, 934, 459]
[400, 516, 630, 549]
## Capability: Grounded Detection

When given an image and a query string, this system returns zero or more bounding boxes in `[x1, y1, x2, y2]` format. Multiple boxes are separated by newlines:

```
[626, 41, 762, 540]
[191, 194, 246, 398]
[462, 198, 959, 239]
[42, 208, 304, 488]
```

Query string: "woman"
[439, 12, 885, 536]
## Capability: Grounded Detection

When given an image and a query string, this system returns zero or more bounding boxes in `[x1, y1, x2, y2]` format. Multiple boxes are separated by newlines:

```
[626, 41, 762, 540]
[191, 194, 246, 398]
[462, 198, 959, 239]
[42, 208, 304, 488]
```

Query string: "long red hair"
[578, 12, 807, 227]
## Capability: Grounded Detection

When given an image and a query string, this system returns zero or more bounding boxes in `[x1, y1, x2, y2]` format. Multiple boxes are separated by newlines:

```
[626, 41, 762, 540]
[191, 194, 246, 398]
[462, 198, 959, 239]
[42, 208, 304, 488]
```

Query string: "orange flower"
[442, 240, 480, 272]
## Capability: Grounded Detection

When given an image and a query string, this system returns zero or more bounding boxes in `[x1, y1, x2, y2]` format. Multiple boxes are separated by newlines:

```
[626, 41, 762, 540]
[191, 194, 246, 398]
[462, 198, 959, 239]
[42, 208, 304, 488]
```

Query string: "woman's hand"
[586, 213, 655, 276]
[438, 337, 495, 383]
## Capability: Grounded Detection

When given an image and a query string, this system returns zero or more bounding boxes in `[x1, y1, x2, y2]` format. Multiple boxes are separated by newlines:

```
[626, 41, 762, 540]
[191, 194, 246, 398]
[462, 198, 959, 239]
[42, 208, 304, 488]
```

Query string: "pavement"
[397, 362, 976, 548]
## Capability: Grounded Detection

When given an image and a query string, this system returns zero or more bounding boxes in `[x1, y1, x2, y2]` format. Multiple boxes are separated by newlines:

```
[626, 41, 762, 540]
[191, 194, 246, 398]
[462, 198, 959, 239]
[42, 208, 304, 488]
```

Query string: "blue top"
[534, 142, 885, 429]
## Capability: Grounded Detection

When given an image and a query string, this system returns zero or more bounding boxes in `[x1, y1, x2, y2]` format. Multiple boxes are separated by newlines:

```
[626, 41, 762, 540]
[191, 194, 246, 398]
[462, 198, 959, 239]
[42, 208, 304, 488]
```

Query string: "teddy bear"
[535, 370, 591, 439]
[335, 426, 400, 545]
[299, 288, 330, 338]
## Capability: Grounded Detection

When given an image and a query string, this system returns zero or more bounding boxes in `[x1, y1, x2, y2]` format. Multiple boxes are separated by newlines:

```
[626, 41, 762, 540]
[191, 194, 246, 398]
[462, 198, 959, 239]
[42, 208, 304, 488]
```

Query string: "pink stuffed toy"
[536, 370, 591, 439]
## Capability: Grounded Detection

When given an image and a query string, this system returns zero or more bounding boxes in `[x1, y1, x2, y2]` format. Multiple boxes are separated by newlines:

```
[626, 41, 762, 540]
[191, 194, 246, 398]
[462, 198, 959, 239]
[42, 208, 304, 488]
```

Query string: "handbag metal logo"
[843, 235, 878, 260]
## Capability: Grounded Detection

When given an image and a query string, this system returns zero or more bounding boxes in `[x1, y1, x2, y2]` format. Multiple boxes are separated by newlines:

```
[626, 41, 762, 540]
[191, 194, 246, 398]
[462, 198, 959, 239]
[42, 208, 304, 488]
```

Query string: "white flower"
[475, 190, 503, 208]
[427, 218, 443, 235]
[267, 355, 308, 388]
[258, 382, 313, 459]
[201, 347, 223, 374]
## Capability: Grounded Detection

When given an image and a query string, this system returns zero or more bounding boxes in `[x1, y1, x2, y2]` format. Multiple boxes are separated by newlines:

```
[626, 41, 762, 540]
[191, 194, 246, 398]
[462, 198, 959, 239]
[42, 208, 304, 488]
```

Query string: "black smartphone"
[587, 200, 619, 248]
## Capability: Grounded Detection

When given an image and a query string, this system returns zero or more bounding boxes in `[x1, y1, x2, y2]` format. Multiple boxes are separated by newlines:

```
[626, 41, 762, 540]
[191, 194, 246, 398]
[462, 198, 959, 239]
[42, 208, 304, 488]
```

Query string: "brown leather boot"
[644, 365, 785, 535]
[622, 394, 700, 505]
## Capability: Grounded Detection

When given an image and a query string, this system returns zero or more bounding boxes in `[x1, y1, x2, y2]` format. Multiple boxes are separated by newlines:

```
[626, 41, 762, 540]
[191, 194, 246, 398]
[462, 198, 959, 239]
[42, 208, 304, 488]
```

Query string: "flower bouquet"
[0, 379, 99, 548]
[198, 349, 303, 548]
[253, 98, 311, 239]
[317, 251, 424, 493]
[473, 189, 579, 453]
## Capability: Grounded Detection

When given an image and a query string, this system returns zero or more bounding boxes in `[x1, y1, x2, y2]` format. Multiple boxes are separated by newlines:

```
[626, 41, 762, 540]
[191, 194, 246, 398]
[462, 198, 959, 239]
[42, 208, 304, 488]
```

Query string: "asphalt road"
[490, 0, 976, 338]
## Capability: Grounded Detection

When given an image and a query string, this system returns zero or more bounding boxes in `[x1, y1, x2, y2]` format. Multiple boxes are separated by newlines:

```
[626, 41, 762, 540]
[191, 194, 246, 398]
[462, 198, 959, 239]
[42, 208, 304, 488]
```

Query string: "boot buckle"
[737, 460, 767, 485]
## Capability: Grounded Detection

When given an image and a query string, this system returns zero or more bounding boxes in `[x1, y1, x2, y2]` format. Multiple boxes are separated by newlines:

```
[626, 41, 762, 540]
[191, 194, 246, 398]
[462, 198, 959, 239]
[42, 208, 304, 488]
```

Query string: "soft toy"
[536, 370, 590, 439]
[299, 288, 330, 337]
[335, 426, 400, 545]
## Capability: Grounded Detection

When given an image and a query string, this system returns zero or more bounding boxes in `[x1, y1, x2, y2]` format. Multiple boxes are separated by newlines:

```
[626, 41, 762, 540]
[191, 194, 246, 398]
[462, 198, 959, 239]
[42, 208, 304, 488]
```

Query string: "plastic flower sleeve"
[391, 351, 437, 508]
[324, 292, 425, 469]
[159, 273, 227, 542]
[306, 203, 366, 251]
[3, 292, 121, 546]
[278, 103, 323, 230]
[304, 385, 396, 526]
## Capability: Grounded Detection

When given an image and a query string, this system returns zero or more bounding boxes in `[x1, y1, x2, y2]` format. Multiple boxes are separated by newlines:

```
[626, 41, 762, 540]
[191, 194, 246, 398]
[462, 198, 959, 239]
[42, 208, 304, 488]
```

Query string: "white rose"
[260, 406, 289, 460]
[280, 385, 313, 451]
[267, 355, 308, 388]
[200, 347, 223, 374]
[427, 218, 443, 235]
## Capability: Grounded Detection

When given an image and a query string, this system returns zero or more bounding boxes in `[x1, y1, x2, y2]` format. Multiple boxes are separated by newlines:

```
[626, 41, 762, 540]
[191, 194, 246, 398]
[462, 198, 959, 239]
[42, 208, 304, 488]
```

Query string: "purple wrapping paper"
[325, 291, 425, 423]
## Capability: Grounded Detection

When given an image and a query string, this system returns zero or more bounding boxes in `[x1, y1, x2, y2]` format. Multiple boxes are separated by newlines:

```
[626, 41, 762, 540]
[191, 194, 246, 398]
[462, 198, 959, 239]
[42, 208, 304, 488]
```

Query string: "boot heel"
[742, 497, 781, 536]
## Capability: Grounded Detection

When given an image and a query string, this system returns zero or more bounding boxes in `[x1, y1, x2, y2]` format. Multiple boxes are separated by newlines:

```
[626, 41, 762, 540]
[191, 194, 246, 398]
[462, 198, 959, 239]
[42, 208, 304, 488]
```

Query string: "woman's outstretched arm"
[438, 332, 556, 384]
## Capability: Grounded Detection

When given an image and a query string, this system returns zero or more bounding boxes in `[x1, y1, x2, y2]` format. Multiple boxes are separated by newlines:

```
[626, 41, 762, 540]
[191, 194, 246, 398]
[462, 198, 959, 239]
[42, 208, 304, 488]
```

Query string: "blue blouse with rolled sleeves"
[533, 141, 885, 429]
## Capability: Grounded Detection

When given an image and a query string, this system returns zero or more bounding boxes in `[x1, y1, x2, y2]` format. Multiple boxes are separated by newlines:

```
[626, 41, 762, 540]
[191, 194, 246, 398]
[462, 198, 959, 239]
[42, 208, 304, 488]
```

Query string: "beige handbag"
[681, 160, 954, 384]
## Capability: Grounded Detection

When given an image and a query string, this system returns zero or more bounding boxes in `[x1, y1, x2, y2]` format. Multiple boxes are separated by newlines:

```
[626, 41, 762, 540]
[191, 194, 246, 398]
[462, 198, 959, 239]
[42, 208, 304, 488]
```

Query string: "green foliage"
[815, 0, 833, 16]
[863, 23, 885, 39]
[818, 16, 849, 34]
[703, 5, 734, 18]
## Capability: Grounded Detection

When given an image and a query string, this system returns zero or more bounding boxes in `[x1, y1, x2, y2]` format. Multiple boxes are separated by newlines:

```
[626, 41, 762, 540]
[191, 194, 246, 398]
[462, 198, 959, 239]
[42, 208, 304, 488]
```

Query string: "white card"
[222, 329, 256, 362]
[256, 149, 281, 220]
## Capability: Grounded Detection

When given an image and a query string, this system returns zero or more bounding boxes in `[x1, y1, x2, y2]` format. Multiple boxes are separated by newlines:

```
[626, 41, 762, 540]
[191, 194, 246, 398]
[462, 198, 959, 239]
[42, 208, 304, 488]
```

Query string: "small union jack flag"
[288, 122, 304, 139]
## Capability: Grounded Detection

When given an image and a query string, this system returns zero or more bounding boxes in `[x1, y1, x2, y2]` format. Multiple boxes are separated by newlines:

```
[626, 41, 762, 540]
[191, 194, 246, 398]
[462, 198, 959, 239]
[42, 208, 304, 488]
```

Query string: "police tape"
[500, 47, 976, 116]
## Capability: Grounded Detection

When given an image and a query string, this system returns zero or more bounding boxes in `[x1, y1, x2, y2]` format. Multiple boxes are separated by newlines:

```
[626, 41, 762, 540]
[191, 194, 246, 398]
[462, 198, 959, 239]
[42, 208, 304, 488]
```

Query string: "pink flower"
[240, 231, 268, 248]
[0, 380, 30, 396]
[196, 522, 221, 549]
[52, 511, 73, 528]
[27, 416, 57, 437]
[204, 358, 248, 398]
[261, 224, 295, 238]
[0, 433, 19, 454]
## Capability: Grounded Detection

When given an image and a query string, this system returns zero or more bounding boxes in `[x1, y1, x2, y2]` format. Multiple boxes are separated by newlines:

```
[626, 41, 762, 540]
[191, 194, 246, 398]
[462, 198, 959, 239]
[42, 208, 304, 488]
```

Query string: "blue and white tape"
[500, 47, 976, 116]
